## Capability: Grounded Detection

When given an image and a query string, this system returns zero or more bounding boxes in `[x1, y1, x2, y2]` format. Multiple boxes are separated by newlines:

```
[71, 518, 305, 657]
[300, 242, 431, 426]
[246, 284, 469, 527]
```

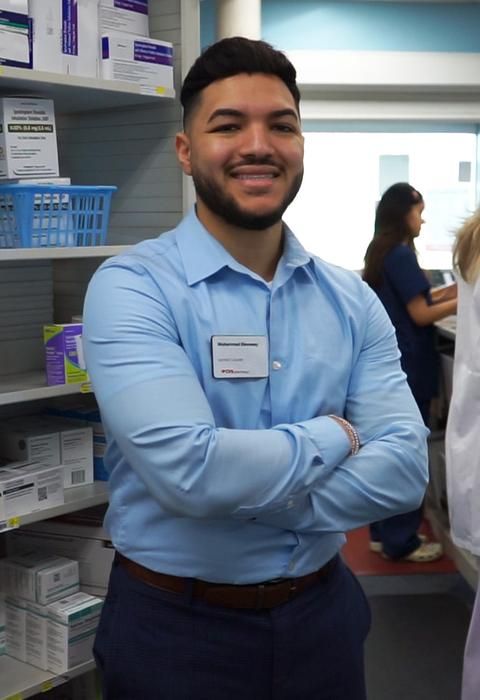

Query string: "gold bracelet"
[328, 415, 360, 456]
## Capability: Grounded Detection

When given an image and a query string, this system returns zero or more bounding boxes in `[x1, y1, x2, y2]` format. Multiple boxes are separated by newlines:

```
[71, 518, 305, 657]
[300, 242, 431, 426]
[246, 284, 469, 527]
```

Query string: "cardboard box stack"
[25, 0, 174, 94]
[0, 413, 94, 490]
[0, 551, 103, 672]
[0, 461, 65, 521]
[47, 402, 108, 481]
[8, 504, 113, 597]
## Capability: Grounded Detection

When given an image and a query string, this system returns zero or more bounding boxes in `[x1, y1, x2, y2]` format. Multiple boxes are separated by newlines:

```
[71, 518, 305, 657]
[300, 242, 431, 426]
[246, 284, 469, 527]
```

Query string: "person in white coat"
[446, 209, 480, 700]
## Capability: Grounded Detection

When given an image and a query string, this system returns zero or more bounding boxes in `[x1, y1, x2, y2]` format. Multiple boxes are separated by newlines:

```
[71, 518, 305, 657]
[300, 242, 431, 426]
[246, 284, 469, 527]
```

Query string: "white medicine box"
[101, 33, 174, 95]
[0, 595, 5, 656]
[8, 519, 114, 596]
[5, 596, 27, 662]
[47, 591, 103, 673]
[0, 97, 59, 180]
[28, 0, 100, 78]
[99, 0, 149, 36]
[0, 1, 30, 68]
[0, 462, 64, 521]
[1, 414, 94, 489]
[1, 552, 79, 605]
[0, 416, 61, 466]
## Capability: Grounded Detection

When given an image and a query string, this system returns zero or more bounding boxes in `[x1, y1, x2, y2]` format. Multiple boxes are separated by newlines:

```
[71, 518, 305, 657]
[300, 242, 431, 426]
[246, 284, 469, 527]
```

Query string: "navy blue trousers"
[369, 398, 430, 558]
[94, 555, 371, 699]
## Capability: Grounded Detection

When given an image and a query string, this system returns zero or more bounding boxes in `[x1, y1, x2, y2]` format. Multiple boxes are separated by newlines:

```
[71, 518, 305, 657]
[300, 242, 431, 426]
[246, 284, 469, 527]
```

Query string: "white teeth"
[236, 174, 273, 180]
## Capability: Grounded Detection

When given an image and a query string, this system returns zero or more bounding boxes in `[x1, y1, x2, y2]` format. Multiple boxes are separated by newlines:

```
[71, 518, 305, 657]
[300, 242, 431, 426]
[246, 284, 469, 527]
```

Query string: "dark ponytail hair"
[363, 182, 424, 289]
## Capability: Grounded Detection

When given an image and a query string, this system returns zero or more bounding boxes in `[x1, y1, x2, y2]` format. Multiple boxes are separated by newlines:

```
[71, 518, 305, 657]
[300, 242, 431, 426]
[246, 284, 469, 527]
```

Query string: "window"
[284, 130, 477, 271]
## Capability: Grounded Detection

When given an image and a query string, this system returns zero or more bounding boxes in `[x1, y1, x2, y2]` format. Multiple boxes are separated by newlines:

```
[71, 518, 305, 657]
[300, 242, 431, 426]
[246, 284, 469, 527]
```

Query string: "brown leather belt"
[115, 551, 338, 610]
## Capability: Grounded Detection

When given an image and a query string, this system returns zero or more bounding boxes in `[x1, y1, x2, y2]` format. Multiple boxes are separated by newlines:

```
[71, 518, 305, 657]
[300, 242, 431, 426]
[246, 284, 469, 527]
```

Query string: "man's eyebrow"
[207, 108, 243, 123]
[206, 107, 300, 124]
[270, 109, 299, 122]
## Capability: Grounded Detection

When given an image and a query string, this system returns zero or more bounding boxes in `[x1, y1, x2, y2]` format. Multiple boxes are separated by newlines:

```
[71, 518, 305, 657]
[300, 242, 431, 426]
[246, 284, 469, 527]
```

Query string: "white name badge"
[211, 335, 269, 379]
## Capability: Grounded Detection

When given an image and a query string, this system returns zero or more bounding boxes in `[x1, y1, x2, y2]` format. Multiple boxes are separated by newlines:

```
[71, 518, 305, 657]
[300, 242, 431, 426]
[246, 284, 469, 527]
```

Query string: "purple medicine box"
[43, 323, 88, 386]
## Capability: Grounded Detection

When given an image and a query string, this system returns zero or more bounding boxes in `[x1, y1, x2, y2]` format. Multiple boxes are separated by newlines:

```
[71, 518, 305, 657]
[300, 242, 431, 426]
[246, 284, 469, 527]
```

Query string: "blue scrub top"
[375, 244, 439, 402]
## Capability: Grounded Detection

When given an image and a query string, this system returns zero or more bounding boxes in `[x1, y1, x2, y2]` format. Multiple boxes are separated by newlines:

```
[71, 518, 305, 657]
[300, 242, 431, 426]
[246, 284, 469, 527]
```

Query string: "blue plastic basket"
[0, 184, 117, 248]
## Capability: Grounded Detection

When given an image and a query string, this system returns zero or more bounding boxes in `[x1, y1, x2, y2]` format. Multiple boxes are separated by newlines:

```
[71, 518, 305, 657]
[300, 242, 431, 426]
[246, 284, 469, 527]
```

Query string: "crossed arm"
[83, 262, 428, 534]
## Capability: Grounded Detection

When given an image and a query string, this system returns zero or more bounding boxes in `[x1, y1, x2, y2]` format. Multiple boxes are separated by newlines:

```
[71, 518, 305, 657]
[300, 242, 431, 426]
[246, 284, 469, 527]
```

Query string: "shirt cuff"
[294, 415, 353, 471]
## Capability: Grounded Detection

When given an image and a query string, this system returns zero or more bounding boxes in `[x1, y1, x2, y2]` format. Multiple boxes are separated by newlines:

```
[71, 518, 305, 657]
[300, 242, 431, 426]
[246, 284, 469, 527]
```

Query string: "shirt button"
[272, 360, 282, 370]
[288, 561, 295, 572]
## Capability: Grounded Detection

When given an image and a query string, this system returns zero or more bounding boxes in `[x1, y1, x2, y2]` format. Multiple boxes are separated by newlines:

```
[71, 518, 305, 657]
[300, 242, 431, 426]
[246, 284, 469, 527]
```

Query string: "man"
[83, 37, 428, 700]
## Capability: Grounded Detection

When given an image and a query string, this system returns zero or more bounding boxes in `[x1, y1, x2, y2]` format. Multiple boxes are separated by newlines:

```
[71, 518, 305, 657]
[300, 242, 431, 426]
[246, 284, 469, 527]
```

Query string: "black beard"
[192, 166, 304, 231]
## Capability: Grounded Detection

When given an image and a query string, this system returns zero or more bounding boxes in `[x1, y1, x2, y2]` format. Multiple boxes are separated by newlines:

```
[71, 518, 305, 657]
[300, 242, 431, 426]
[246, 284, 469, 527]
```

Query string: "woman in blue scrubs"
[363, 182, 457, 562]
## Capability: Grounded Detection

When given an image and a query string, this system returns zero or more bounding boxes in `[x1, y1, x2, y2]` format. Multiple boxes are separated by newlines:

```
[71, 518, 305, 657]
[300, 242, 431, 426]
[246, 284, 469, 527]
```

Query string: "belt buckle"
[254, 578, 297, 609]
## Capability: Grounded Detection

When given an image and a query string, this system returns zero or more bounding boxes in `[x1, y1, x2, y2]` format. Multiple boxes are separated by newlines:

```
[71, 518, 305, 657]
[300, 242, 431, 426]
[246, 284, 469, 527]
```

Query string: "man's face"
[176, 73, 304, 231]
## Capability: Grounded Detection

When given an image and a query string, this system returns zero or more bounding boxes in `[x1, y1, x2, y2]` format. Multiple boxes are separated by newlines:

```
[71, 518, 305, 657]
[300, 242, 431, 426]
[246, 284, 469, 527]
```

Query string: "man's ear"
[176, 132, 192, 175]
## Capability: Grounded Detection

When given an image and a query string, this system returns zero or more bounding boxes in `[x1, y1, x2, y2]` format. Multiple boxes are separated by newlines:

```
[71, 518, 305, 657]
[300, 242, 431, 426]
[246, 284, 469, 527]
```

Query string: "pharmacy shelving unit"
[0, 2, 195, 697]
[0, 657, 96, 700]
[0, 246, 130, 408]
[0, 246, 122, 700]
[0, 478, 108, 699]
[0, 64, 175, 112]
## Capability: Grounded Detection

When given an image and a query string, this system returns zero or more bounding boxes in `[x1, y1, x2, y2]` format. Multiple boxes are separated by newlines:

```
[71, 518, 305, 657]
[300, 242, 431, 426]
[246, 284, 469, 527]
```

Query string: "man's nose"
[238, 124, 274, 157]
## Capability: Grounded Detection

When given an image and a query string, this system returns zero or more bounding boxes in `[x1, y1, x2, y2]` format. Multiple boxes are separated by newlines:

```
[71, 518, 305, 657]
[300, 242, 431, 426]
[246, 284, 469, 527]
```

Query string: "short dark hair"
[180, 36, 301, 127]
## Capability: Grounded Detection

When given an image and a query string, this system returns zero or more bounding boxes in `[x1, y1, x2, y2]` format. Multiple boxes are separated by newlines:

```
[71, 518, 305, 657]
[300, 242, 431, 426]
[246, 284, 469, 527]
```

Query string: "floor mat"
[342, 524, 457, 576]
[365, 593, 472, 700]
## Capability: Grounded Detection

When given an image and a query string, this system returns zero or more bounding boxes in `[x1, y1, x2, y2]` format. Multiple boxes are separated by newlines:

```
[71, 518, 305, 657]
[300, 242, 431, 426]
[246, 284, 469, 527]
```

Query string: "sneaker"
[369, 533, 427, 555]
[403, 541, 443, 563]
[369, 541, 383, 554]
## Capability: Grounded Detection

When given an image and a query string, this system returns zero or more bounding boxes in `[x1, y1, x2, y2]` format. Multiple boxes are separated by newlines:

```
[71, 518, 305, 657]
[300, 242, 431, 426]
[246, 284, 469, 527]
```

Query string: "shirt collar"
[176, 207, 313, 286]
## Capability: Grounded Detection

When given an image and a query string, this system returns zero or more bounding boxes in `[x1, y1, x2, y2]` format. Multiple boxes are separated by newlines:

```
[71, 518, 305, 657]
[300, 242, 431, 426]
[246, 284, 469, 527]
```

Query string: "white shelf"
[0, 656, 95, 700]
[0, 245, 131, 262]
[0, 371, 91, 406]
[0, 64, 175, 113]
[0, 481, 109, 533]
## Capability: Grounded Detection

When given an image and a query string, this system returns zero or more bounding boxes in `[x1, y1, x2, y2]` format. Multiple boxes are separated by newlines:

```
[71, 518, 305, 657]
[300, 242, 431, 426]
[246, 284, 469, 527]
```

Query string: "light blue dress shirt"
[83, 208, 429, 584]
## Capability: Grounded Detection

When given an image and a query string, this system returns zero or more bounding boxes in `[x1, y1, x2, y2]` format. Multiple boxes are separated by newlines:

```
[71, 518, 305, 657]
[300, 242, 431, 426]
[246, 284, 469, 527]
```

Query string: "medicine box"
[1, 552, 79, 604]
[29, 0, 100, 78]
[46, 404, 109, 481]
[0, 461, 64, 521]
[47, 591, 103, 673]
[5, 595, 27, 661]
[8, 414, 94, 488]
[0, 415, 93, 488]
[101, 32, 174, 95]
[3, 177, 71, 185]
[26, 599, 49, 670]
[46, 417, 94, 489]
[0, 97, 59, 180]
[0, 594, 5, 656]
[99, 0, 149, 36]
[0, 0, 30, 68]
[0, 417, 61, 467]
[8, 519, 114, 596]
[44, 323, 88, 386]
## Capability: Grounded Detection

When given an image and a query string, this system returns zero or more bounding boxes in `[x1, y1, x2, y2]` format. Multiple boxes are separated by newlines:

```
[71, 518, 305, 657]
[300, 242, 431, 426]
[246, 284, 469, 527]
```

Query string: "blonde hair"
[453, 210, 480, 283]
